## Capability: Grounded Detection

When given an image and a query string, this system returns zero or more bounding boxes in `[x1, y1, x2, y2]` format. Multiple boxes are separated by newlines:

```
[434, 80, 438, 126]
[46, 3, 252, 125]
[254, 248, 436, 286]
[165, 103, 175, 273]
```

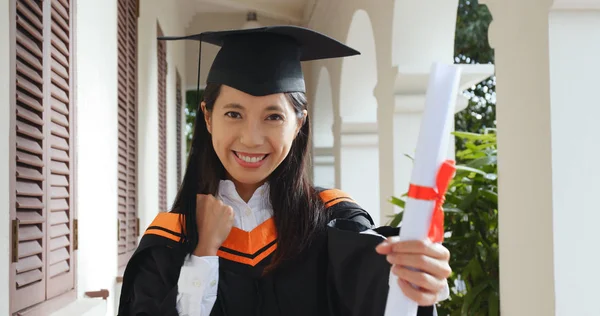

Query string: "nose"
[239, 119, 265, 148]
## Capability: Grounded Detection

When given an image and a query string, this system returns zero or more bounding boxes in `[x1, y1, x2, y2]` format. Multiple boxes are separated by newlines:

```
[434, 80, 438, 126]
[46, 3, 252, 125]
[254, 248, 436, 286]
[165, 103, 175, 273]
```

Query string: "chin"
[227, 169, 270, 186]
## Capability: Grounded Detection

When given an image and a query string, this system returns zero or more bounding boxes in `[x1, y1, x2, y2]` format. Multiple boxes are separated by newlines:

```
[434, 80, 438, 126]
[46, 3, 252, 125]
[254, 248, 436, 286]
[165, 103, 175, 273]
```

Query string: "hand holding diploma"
[376, 239, 452, 306]
[377, 62, 461, 315]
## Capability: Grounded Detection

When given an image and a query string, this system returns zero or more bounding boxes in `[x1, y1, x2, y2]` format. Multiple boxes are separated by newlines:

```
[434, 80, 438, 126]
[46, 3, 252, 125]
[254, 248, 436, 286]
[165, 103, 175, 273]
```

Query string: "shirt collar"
[217, 179, 270, 208]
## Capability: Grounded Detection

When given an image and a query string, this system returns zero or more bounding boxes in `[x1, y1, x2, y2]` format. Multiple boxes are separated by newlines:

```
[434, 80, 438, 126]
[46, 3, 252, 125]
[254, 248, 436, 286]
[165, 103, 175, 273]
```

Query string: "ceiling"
[178, 0, 317, 25]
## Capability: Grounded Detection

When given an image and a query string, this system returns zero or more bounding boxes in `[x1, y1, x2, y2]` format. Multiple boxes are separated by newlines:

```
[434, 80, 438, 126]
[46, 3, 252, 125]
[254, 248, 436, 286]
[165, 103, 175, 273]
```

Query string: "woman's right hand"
[193, 194, 235, 257]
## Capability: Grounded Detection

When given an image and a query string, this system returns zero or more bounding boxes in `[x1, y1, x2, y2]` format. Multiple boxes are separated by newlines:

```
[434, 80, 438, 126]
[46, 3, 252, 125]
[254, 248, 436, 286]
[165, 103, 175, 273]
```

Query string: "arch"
[339, 9, 378, 123]
[338, 9, 381, 224]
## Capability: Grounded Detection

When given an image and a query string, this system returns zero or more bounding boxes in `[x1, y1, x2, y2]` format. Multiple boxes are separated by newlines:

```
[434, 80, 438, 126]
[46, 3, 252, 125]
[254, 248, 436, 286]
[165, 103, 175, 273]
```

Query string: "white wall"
[392, 0, 457, 71]
[340, 138, 381, 224]
[0, 0, 11, 314]
[313, 67, 334, 148]
[312, 67, 336, 188]
[393, 111, 422, 198]
[138, 0, 188, 232]
[548, 10, 600, 315]
[75, 1, 119, 316]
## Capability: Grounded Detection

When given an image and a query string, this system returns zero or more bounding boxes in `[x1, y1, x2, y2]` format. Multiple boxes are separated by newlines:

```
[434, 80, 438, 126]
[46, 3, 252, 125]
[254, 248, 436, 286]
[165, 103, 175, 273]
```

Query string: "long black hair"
[171, 83, 327, 270]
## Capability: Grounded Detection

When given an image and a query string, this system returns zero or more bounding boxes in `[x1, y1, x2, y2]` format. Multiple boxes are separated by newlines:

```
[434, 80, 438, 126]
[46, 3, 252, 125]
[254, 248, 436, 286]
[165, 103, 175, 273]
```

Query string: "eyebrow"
[223, 103, 284, 112]
[265, 105, 285, 112]
[223, 103, 244, 110]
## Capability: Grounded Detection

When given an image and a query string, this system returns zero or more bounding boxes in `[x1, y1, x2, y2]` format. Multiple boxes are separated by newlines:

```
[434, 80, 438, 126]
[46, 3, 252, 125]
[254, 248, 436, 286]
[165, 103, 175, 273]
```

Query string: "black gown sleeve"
[118, 245, 184, 316]
[326, 209, 436, 316]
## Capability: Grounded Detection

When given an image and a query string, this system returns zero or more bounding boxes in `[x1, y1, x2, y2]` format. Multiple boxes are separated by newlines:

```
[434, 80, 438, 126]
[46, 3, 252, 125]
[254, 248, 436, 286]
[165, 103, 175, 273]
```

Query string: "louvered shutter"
[11, 0, 75, 312]
[12, 0, 47, 311]
[117, 0, 139, 267]
[176, 70, 182, 186]
[46, 0, 75, 299]
[157, 25, 167, 212]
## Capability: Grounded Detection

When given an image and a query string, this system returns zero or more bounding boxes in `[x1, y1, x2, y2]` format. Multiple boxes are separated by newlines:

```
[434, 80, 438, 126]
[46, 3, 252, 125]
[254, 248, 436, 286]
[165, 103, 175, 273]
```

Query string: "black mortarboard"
[159, 25, 360, 98]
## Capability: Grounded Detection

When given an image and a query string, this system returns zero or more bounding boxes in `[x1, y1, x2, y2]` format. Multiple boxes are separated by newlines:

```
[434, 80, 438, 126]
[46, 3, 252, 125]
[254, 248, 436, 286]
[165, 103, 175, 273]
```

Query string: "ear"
[295, 110, 308, 137]
[201, 102, 212, 134]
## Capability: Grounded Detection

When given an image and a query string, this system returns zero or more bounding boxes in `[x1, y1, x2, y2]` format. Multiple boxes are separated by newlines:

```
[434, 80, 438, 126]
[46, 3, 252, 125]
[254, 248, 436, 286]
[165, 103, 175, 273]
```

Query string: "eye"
[225, 111, 241, 119]
[266, 114, 284, 121]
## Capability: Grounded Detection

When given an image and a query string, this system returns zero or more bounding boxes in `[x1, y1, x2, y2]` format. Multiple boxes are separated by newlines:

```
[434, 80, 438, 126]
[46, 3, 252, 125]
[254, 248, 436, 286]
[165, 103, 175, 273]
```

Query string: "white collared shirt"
[176, 180, 272, 316]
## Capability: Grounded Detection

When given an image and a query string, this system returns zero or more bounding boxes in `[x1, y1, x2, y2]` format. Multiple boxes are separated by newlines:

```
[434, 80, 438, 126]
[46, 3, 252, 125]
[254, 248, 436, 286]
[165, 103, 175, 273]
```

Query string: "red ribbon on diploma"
[407, 160, 456, 243]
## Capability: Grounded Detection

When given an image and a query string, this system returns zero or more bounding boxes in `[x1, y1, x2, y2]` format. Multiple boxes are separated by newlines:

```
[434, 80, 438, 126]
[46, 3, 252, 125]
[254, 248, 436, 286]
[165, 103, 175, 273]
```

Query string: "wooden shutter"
[12, 0, 47, 311]
[46, 0, 75, 299]
[11, 0, 75, 312]
[176, 70, 182, 186]
[157, 25, 167, 212]
[117, 0, 139, 267]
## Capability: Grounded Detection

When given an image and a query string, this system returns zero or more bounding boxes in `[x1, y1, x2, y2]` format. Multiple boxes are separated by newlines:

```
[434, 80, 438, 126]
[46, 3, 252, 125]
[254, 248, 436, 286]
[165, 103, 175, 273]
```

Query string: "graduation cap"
[159, 25, 360, 101]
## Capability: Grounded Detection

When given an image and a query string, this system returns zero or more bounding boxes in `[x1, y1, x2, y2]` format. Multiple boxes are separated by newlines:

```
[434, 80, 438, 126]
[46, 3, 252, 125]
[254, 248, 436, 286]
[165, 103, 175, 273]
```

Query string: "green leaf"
[453, 131, 495, 141]
[483, 128, 497, 134]
[465, 156, 497, 169]
[442, 207, 464, 213]
[445, 194, 465, 206]
[454, 165, 488, 177]
[471, 292, 486, 316]
[479, 189, 498, 204]
[389, 212, 403, 227]
[458, 187, 479, 210]
[488, 291, 499, 316]
[389, 196, 405, 208]
[464, 257, 485, 283]
[461, 281, 490, 316]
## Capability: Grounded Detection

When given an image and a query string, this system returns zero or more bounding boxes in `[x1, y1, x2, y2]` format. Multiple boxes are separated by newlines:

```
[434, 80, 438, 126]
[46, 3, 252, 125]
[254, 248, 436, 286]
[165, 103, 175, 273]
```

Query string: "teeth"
[237, 153, 266, 163]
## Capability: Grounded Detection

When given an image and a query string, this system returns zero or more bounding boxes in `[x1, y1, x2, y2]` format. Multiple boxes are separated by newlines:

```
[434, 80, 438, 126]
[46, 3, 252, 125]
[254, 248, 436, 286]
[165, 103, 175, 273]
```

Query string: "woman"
[118, 26, 451, 316]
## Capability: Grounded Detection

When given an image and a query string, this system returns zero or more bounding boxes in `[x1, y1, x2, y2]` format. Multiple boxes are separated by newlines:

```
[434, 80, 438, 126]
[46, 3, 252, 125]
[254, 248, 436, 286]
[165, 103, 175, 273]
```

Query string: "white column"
[0, 0, 12, 313]
[313, 146, 336, 189]
[339, 120, 381, 225]
[311, 66, 336, 190]
[483, 0, 600, 314]
[76, 1, 119, 315]
[333, 115, 343, 191]
[374, 66, 398, 227]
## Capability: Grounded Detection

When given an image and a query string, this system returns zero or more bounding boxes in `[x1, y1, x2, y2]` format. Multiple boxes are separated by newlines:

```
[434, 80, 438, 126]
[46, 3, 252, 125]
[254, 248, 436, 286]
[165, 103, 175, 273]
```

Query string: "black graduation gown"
[117, 189, 437, 316]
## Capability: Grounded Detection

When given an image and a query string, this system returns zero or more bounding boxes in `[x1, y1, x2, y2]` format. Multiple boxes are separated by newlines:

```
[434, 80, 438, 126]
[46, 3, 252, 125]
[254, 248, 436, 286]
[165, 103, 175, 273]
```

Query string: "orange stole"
[143, 213, 278, 267]
[217, 218, 277, 266]
[318, 188, 355, 208]
[143, 188, 352, 266]
[145, 212, 185, 241]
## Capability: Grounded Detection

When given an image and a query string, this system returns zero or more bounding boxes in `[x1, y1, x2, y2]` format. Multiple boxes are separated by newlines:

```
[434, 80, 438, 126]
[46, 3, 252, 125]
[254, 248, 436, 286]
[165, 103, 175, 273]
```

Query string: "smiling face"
[203, 85, 306, 195]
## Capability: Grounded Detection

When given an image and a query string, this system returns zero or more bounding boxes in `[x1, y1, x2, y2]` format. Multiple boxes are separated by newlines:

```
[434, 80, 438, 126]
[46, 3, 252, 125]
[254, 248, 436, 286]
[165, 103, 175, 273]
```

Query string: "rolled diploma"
[384, 62, 461, 316]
